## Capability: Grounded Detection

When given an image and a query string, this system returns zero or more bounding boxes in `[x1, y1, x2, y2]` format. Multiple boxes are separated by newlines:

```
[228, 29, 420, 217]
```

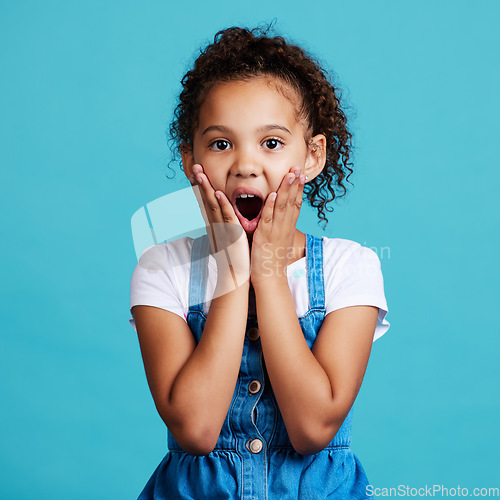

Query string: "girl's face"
[182, 76, 326, 232]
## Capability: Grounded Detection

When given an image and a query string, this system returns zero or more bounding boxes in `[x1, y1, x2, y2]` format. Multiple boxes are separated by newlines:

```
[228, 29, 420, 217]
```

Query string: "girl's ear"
[304, 134, 327, 181]
[181, 142, 195, 181]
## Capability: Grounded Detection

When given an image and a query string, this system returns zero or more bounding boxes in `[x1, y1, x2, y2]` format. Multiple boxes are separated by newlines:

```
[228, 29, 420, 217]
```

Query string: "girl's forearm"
[168, 278, 249, 455]
[253, 277, 341, 455]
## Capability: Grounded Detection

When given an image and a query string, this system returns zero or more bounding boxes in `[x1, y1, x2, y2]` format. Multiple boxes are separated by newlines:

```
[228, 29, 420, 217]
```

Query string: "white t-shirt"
[129, 236, 390, 341]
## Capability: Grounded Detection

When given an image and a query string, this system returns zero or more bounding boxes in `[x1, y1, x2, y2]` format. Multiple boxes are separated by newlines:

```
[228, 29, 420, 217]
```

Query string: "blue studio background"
[1, 1, 499, 498]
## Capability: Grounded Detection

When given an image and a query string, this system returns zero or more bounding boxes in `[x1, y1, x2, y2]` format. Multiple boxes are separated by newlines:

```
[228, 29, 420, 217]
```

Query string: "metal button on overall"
[247, 327, 260, 341]
[246, 438, 263, 454]
[248, 380, 261, 395]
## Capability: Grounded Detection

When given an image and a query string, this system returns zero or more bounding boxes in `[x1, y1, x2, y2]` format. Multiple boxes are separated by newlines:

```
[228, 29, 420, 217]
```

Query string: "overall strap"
[306, 233, 325, 311]
[188, 234, 209, 314]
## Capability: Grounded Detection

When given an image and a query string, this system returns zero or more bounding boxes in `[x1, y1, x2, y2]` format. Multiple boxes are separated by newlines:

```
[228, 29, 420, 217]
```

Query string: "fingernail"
[215, 193, 221, 200]
[270, 193, 277, 201]
[289, 176, 295, 185]
[196, 176, 202, 184]
[299, 175, 306, 184]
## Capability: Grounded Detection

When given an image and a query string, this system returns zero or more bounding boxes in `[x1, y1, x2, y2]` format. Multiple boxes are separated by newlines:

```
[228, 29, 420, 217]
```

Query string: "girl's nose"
[230, 152, 262, 178]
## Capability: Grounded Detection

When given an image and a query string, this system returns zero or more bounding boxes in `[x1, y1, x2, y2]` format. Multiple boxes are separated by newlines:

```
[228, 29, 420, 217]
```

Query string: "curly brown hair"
[169, 26, 353, 227]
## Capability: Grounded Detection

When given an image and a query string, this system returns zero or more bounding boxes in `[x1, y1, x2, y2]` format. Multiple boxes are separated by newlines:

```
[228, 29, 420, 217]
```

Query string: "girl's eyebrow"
[258, 124, 292, 135]
[201, 124, 292, 136]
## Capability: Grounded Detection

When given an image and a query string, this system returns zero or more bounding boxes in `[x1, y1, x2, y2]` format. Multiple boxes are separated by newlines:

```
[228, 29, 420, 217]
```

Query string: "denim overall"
[138, 233, 371, 499]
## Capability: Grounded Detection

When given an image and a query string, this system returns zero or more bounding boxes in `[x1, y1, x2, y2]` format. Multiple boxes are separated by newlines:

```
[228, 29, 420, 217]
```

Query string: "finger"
[191, 178, 219, 253]
[215, 190, 239, 224]
[190, 165, 228, 254]
[200, 177, 229, 255]
[288, 167, 301, 196]
[259, 191, 277, 231]
[193, 169, 225, 225]
[214, 190, 245, 246]
[291, 174, 306, 224]
[273, 170, 297, 228]
[284, 168, 302, 225]
[190, 163, 203, 185]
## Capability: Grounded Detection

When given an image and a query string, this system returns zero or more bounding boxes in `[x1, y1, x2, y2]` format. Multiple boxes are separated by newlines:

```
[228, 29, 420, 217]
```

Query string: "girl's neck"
[289, 230, 306, 265]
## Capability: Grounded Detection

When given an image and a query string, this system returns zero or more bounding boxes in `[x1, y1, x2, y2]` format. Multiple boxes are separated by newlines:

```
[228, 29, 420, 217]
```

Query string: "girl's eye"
[210, 140, 231, 151]
[263, 138, 284, 150]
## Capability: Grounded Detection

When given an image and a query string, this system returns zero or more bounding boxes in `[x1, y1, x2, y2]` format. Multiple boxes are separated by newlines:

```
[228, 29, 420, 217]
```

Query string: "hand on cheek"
[189, 164, 250, 287]
[250, 167, 306, 287]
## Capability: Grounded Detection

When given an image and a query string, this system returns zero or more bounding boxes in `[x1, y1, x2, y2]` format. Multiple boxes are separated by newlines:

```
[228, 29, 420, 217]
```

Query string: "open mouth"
[235, 194, 263, 221]
[231, 188, 265, 233]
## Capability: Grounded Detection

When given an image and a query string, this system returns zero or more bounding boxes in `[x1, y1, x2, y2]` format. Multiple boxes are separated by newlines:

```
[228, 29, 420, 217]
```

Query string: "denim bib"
[139, 233, 372, 499]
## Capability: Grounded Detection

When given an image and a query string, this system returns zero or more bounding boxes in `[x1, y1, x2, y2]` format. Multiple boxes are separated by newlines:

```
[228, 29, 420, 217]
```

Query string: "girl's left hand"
[250, 167, 306, 287]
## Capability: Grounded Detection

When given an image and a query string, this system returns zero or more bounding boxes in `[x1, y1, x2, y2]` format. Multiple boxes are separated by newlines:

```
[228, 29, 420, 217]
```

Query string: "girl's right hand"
[189, 164, 250, 289]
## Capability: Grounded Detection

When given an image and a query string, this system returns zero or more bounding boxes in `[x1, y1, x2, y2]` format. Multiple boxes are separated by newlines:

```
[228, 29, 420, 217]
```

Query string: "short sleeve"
[129, 243, 188, 332]
[324, 240, 390, 341]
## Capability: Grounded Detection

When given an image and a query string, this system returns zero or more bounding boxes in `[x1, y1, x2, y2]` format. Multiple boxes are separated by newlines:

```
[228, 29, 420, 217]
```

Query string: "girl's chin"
[235, 211, 262, 234]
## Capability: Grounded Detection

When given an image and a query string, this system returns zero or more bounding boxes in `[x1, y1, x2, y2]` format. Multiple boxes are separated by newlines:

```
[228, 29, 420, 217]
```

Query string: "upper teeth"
[238, 194, 255, 199]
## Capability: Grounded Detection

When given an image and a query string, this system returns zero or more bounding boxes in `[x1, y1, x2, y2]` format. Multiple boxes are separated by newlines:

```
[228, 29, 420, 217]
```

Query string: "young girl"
[129, 26, 389, 499]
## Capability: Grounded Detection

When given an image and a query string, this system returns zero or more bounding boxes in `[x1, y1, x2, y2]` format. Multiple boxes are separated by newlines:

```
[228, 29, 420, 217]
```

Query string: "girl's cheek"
[205, 171, 223, 192]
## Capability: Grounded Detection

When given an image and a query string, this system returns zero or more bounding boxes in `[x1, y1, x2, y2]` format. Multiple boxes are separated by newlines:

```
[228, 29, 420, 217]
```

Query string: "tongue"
[236, 197, 262, 221]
